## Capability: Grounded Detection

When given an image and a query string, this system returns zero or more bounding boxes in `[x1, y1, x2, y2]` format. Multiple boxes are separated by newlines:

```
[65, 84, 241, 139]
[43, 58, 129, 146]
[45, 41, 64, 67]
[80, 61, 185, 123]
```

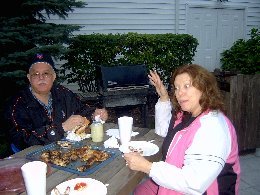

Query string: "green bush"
[220, 28, 260, 75]
[61, 33, 198, 92]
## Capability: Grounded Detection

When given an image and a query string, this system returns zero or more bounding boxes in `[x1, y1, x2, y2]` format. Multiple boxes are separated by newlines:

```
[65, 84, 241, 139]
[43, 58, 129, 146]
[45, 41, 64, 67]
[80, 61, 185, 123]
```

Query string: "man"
[4, 53, 108, 150]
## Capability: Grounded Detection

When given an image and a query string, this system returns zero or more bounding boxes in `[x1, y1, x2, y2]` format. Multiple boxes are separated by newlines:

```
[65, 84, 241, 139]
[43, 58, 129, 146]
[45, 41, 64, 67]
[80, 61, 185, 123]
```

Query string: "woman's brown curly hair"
[170, 64, 226, 116]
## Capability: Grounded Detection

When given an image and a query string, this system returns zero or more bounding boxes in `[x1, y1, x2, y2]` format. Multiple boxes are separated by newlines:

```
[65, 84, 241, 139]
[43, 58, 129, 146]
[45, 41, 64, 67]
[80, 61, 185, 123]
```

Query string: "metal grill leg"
[141, 104, 148, 128]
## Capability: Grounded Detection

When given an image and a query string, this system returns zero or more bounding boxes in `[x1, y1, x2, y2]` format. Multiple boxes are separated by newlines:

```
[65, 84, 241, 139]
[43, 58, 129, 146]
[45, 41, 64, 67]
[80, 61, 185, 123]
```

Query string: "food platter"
[51, 178, 107, 195]
[119, 141, 159, 156]
[26, 142, 120, 175]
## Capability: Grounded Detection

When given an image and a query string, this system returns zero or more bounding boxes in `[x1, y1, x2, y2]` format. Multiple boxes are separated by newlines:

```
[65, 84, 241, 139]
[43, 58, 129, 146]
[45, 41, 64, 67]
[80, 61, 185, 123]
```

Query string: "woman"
[124, 64, 240, 194]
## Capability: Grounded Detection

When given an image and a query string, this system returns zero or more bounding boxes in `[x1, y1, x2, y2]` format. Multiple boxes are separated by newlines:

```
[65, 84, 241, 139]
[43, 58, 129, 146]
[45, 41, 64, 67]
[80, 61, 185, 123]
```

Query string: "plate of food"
[0, 157, 52, 194]
[119, 141, 159, 156]
[51, 178, 107, 195]
[0, 158, 28, 194]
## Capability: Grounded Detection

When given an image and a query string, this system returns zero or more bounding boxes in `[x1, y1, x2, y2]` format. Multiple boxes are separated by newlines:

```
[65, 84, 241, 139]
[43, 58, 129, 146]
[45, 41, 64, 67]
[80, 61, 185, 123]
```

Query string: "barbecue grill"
[96, 64, 150, 127]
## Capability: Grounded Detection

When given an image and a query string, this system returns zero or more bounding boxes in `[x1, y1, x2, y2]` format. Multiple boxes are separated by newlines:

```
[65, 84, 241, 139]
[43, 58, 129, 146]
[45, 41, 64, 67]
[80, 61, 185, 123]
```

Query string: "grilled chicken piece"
[40, 145, 110, 171]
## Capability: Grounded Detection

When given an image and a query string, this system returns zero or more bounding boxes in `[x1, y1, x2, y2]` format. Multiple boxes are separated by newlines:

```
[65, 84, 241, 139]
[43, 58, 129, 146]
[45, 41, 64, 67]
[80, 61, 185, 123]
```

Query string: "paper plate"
[119, 141, 159, 156]
[51, 178, 107, 195]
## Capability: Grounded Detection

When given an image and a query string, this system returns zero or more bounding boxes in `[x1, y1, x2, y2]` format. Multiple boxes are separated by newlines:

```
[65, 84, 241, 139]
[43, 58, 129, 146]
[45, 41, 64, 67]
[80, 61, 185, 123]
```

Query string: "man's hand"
[62, 115, 86, 132]
[93, 108, 108, 122]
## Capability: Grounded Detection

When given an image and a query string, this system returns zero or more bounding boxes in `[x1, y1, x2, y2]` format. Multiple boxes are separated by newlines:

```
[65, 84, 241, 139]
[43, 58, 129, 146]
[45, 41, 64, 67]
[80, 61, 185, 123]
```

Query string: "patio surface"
[239, 151, 260, 194]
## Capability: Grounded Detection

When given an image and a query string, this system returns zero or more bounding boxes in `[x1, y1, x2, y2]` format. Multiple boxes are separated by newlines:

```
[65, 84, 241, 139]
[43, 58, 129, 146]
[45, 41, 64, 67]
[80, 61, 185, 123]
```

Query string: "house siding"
[46, 0, 259, 90]
[46, 0, 260, 37]
[47, 0, 176, 35]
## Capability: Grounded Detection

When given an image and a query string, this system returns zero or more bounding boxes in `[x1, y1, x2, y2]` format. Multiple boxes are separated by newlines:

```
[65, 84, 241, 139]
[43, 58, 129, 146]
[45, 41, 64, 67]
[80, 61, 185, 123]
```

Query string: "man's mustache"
[37, 81, 48, 85]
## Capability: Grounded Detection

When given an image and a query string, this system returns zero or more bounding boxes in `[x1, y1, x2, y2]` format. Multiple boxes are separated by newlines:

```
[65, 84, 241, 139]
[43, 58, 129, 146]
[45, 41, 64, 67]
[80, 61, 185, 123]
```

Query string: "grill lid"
[97, 64, 149, 92]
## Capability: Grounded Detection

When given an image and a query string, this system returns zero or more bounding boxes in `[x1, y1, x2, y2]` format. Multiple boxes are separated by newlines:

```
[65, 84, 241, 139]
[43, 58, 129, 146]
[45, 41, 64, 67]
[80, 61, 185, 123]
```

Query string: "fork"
[53, 186, 70, 195]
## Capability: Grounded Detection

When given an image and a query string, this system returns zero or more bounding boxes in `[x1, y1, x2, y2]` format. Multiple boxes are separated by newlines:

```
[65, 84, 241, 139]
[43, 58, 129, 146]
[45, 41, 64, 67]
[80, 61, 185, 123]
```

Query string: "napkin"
[104, 136, 119, 148]
[66, 131, 91, 141]
[106, 129, 139, 139]
[94, 115, 105, 124]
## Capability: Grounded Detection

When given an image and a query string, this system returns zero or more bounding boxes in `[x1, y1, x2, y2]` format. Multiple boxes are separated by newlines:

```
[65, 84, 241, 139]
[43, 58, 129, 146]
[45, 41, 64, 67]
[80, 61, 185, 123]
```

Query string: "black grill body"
[97, 64, 149, 92]
[96, 64, 150, 127]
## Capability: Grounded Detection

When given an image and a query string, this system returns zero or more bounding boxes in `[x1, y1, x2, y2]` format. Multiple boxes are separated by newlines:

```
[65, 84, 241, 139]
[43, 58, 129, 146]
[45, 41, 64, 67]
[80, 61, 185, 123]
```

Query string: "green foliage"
[0, 1, 85, 84]
[220, 28, 260, 74]
[61, 33, 198, 92]
[0, 0, 85, 157]
[0, 0, 85, 108]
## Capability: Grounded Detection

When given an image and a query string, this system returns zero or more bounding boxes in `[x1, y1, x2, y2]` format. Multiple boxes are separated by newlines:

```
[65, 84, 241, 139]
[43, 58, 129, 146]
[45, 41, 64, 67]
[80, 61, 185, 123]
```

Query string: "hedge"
[61, 33, 198, 92]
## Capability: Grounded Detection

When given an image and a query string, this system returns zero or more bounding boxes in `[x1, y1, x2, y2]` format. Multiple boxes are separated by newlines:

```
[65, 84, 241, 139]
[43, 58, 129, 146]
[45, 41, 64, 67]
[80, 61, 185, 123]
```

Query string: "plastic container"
[91, 121, 104, 142]
[0, 157, 29, 193]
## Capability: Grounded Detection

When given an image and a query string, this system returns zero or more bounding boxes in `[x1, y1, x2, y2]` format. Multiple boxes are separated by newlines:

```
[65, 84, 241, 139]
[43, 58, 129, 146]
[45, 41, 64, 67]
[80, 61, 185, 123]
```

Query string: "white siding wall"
[47, 0, 177, 35]
[46, 0, 260, 90]
[47, 0, 260, 38]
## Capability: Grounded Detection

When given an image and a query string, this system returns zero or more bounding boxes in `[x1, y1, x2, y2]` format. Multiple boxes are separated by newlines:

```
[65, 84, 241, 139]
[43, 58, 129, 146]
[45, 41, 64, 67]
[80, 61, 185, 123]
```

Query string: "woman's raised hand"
[148, 70, 169, 101]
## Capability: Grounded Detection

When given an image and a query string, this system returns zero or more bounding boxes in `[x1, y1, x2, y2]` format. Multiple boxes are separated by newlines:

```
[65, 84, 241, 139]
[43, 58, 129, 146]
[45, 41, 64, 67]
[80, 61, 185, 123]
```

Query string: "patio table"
[11, 123, 163, 195]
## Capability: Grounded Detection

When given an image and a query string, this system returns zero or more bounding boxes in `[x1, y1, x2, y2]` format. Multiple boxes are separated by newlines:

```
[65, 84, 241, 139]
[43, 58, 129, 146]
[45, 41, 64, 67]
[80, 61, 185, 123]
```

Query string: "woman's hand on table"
[123, 152, 152, 174]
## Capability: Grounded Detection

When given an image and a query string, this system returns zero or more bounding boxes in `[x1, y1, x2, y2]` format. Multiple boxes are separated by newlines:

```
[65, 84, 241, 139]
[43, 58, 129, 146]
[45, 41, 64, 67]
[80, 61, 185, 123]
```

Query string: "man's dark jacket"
[4, 84, 95, 150]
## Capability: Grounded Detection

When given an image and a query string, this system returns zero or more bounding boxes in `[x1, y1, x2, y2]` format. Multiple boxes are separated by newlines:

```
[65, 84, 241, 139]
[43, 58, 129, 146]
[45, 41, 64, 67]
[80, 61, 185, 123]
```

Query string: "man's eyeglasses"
[30, 72, 53, 79]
